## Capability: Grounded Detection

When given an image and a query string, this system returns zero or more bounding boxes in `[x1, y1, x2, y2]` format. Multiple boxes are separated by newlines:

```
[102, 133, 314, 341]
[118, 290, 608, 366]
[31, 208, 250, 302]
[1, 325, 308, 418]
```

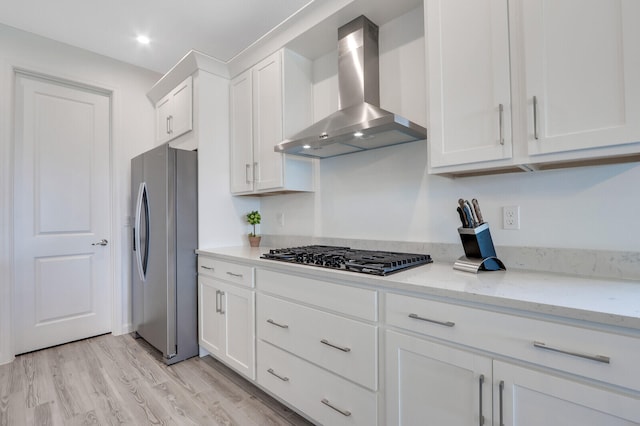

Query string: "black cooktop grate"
[261, 245, 432, 276]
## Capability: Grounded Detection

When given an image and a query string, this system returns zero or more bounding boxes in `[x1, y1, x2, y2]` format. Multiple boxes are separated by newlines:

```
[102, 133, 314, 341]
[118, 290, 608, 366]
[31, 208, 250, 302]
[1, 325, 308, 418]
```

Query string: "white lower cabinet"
[258, 340, 377, 426]
[255, 269, 379, 425]
[257, 293, 377, 390]
[385, 330, 492, 425]
[496, 360, 640, 426]
[196, 257, 640, 425]
[198, 275, 255, 380]
[386, 330, 640, 426]
[385, 292, 640, 425]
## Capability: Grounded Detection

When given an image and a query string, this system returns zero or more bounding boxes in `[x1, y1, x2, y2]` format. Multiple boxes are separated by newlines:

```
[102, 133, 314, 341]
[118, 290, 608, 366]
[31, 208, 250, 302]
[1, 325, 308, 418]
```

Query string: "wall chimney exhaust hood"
[275, 15, 427, 159]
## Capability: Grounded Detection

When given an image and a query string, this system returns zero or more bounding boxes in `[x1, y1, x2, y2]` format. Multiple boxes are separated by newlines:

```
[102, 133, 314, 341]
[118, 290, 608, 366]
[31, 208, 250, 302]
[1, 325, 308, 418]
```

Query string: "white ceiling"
[0, 0, 422, 74]
[0, 0, 313, 73]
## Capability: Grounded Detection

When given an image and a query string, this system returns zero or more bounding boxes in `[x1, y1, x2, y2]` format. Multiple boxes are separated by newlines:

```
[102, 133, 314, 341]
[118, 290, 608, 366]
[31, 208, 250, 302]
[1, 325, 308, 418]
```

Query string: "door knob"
[92, 239, 108, 246]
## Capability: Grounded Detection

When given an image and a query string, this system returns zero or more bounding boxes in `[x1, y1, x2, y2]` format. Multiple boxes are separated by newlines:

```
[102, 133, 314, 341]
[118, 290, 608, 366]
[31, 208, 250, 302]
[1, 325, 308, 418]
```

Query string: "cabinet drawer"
[386, 292, 640, 391]
[257, 340, 377, 426]
[256, 269, 377, 321]
[198, 256, 254, 287]
[257, 294, 377, 390]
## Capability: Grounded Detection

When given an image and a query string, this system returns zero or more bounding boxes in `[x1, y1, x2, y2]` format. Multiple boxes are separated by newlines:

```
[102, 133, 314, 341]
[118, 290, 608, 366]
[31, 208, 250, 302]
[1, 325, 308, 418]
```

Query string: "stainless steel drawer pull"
[321, 398, 351, 417]
[266, 319, 289, 329]
[226, 272, 243, 278]
[200, 265, 214, 271]
[215, 290, 221, 313]
[267, 368, 289, 382]
[320, 339, 351, 353]
[533, 341, 610, 364]
[408, 313, 455, 328]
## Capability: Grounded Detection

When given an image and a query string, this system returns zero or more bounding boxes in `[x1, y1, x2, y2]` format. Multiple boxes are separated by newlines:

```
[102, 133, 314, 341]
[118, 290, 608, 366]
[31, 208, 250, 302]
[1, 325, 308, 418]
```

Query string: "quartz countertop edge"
[196, 246, 640, 332]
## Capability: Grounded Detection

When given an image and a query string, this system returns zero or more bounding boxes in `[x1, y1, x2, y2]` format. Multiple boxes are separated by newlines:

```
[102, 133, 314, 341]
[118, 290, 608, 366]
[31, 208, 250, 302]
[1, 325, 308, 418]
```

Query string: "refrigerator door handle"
[134, 182, 148, 282]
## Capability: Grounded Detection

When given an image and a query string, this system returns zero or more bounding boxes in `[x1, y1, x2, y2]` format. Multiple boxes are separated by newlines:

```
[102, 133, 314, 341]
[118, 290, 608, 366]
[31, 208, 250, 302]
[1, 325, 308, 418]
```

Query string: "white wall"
[260, 9, 640, 253]
[194, 70, 260, 249]
[0, 23, 160, 364]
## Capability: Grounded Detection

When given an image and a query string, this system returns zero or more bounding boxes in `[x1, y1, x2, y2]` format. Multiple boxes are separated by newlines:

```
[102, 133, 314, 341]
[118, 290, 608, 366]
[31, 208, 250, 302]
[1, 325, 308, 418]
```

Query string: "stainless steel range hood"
[275, 16, 427, 159]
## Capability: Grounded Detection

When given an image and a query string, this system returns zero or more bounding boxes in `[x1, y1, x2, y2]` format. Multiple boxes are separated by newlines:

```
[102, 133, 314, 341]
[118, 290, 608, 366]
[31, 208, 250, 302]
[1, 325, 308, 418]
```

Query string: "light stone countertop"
[196, 246, 640, 332]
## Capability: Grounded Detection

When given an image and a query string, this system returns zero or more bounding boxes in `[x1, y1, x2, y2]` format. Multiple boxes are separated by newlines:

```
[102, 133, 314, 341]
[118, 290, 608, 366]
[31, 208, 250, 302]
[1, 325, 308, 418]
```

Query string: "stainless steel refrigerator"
[131, 143, 198, 365]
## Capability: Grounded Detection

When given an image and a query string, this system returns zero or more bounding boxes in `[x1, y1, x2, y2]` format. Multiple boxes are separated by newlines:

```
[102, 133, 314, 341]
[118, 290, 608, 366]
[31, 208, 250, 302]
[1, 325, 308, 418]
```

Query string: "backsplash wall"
[260, 8, 640, 253]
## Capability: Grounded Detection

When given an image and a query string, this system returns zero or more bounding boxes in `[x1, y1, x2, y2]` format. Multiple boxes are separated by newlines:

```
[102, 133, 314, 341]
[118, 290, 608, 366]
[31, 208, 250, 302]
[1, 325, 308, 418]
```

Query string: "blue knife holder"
[454, 223, 505, 273]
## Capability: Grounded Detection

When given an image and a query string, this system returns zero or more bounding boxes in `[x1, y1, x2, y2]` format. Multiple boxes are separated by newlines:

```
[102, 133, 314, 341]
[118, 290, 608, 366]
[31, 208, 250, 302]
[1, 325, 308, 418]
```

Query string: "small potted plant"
[246, 210, 261, 247]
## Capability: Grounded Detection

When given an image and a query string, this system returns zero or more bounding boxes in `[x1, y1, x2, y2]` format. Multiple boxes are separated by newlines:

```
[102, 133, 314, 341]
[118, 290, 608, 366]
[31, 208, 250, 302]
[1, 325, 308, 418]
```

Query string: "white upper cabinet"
[427, 0, 640, 175]
[230, 49, 315, 195]
[252, 53, 285, 191]
[523, 0, 640, 156]
[155, 76, 193, 144]
[426, 0, 512, 168]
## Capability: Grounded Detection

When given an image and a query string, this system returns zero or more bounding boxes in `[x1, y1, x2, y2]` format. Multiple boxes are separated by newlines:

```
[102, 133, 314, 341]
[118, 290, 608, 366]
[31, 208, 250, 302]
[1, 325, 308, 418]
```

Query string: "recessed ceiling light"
[354, 131, 364, 137]
[303, 144, 311, 149]
[136, 35, 150, 45]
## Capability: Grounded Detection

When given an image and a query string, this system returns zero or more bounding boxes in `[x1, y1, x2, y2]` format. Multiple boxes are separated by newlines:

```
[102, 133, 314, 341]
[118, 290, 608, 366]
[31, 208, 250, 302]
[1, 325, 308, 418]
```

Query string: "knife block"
[454, 223, 505, 273]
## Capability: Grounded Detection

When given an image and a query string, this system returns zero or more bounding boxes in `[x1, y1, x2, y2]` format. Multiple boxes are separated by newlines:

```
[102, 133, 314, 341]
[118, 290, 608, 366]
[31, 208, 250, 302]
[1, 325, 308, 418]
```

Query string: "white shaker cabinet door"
[199, 276, 255, 380]
[169, 76, 193, 141]
[155, 76, 193, 145]
[523, 0, 640, 156]
[385, 331, 492, 426]
[220, 281, 255, 380]
[426, 0, 512, 168]
[252, 51, 284, 192]
[199, 277, 225, 357]
[495, 360, 640, 425]
[155, 94, 172, 144]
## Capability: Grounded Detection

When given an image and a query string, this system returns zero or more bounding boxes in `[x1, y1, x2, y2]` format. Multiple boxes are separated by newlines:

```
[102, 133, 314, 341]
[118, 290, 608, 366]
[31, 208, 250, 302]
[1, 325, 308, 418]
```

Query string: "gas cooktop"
[261, 245, 432, 276]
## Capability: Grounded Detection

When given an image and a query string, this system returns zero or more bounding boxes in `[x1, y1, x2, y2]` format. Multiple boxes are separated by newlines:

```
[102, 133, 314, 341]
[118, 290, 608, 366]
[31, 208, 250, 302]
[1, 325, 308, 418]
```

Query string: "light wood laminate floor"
[0, 333, 314, 425]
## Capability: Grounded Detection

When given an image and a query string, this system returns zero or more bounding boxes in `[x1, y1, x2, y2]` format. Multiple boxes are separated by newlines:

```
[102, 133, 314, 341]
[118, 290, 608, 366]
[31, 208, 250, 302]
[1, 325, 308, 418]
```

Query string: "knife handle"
[462, 205, 475, 228]
[457, 207, 466, 227]
[472, 199, 484, 224]
[464, 200, 477, 227]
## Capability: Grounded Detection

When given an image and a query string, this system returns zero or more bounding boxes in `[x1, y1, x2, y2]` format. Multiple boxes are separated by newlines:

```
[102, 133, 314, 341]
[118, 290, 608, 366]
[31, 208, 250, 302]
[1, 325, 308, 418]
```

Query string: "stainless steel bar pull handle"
[478, 374, 485, 426]
[166, 116, 170, 134]
[499, 380, 505, 426]
[215, 290, 220, 313]
[92, 239, 108, 246]
[267, 319, 289, 329]
[226, 272, 243, 278]
[168, 115, 173, 134]
[321, 399, 351, 417]
[498, 104, 504, 145]
[320, 339, 351, 353]
[245, 164, 251, 184]
[408, 313, 455, 328]
[253, 162, 258, 183]
[219, 291, 225, 314]
[533, 96, 539, 140]
[533, 341, 610, 364]
[267, 368, 289, 382]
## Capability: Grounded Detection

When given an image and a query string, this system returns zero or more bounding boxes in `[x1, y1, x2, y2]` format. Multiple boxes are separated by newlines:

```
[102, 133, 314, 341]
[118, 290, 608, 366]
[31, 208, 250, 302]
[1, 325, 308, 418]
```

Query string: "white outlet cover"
[503, 205, 520, 230]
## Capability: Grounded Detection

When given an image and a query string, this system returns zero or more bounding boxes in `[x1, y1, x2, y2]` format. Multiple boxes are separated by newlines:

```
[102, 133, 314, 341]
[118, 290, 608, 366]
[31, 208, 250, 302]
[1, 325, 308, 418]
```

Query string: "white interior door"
[13, 72, 112, 355]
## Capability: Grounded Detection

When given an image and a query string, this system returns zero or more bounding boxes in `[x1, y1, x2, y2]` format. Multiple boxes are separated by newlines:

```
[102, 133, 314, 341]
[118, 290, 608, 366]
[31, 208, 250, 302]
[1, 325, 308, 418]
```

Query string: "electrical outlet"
[276, 212, 285, 227]
[503, 206, 520, 230]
